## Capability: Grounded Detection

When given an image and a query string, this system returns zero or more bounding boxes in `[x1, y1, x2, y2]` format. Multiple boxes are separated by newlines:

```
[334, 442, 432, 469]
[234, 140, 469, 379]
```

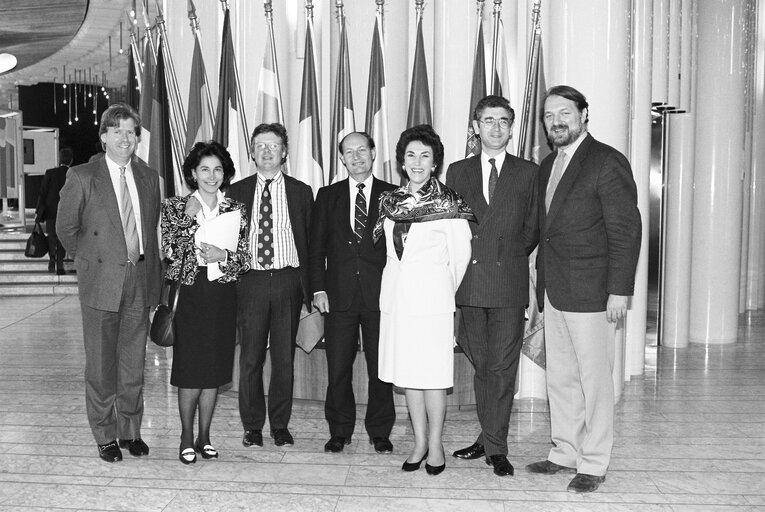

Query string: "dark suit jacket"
[536, 133, 642, 312]
[56, 157, 163, 312]
[308, 177, 396, 311]
[35, 165, 69, 234]
[446, 152, 539, 309]
[226, 172, 314, 309]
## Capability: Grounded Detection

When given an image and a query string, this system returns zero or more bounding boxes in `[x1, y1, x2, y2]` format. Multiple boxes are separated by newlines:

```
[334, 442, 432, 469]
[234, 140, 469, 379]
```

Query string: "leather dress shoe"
[271, 428, 294, 446]
[118, 438, 149, 457]
[486, 454, 514, 476]
[324, 436, 351, 453]
[452, 442, 485, 460]
[402, 451, 428, 472]
[242, 429, 263, 447]
[369, 437, 393, 453]
[97, 441, 123, 462]
[567, 473, 606, 493]
[526, 459, 576, 474]
[425, 461, 445, 475]
[194, 439, 219, 459]
[179, 446, 196, 465]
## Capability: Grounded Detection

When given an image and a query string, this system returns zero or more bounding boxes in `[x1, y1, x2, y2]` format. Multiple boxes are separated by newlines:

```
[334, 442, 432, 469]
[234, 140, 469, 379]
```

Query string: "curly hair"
[394, 124, 445, 179]
[182, 141, 236, 191]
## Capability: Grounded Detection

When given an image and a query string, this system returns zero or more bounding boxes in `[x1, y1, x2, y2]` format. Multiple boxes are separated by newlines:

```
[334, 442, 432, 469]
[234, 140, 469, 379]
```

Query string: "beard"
[547, 122, 585, 148]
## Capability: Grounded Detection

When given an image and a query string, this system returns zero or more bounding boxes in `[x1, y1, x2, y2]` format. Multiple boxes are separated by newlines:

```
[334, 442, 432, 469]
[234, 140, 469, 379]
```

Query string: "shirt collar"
[481, 150, 506, 171]
[349, 174, 374, 194]
[557, 130, 588, 157]
[191, 189, 225, 215]
[104, 154, 132, 174]
[257, 170, 283, 186]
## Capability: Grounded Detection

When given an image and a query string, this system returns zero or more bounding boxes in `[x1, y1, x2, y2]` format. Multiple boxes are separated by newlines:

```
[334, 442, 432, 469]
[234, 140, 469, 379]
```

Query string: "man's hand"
[606, 294, 628, 323]
[313, 291, 330, 313]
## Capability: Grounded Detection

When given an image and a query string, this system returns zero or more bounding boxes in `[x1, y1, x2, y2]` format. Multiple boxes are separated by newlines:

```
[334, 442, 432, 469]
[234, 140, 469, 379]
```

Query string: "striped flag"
[329, 14, 355, 184]
[294, 16, 324, 195]
[135, 35, 154, 165]
[214, 8, 248, 182]
[365, 12, 393, 183]
[184, 36, 213, 155]
[254, 20, 284, 126]
[491, 18, 510, 99]
[519, 43, 551, 165]
[465, 18, 487, 157]
[151, 37, 176, 198]
[126, 46, 140, 111]
[406, 13, 432, 127]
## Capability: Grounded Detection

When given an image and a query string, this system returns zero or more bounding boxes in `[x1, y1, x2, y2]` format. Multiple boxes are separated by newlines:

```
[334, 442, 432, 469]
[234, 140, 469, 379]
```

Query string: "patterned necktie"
[488, 157, 498, 203]
[257, 179, 274, 269]
[545, 151, 567, 213]
[354, 183, 367, 241]
[119, 166, 140, 264]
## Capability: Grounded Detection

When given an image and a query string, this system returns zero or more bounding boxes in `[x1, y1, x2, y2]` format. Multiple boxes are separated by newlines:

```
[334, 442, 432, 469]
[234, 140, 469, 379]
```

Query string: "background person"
[35, 146, 73, 274]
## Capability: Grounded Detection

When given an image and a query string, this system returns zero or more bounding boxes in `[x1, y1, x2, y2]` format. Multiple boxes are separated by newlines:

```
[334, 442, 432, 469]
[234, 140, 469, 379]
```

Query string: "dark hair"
[339, 131, 375, 153]
[543, 85, 589, 122]
[182, 141, 236, 190]
[99, 103, 141, 137]
[473, 95, 515, 123]
[250, 123, 288, 164]
[395, 124, 445, 178]
[59, 147, 73, 166]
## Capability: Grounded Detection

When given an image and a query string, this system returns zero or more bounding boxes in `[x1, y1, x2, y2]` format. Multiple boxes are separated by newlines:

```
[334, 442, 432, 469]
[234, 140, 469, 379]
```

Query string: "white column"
[652, 0, 669, 105]
[626, 0, 652, 377]
[689, 0, 747, 344]
[542, 0, 632, 400]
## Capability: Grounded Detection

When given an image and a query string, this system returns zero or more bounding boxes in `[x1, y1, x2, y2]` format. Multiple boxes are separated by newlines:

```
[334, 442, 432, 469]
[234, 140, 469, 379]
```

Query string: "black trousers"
[459, 305, 525, 457]
[237, 268, 303, 431]
[324, 286, 394, 439]
[46, 223, 65, 271]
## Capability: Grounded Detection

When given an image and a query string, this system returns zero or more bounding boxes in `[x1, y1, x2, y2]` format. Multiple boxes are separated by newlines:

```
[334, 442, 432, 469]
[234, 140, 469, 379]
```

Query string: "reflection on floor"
[1, 295, 764, 511]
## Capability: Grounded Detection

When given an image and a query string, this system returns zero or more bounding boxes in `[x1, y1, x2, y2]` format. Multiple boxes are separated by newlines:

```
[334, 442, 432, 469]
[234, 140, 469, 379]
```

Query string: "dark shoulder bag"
[25, 222, 48, 258]
[150, 247, 189, 347]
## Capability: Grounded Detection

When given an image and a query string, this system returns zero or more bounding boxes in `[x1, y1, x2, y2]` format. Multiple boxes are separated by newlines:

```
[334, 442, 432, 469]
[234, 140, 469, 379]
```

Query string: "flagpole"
[154, 8, 186, 176]
[219, 0, 251, 159]
[187, 1, 215, 126]
[490, 0, 502, 95]
[517, 0, 542, 157]
[264, 0, 285, 124]
[126, 11, 143, 83]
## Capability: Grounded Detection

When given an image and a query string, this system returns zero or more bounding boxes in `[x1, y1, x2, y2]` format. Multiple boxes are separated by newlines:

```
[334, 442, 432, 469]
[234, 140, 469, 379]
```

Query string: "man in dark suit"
[227, 123, 313, 448]
[57, 103, 162, 462]
[446, 95, 539, 476]
[308, 132, 396, 454]
[525, 85, 641, 493]
[35, 147, 73, 274]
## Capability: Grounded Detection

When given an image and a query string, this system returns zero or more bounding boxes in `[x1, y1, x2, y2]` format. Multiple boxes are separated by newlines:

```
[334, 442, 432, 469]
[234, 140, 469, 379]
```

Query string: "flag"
[329, 15, 355, 184]
[465, 19, 487, 158]
[491, 18, 510, 99]
[406, 13, 432, 127]
[294, 16, 324, 195]
[150, 37, 176, 198]
[365, 13, 393, 183]
[126, 45, 140, 111]
[254, 20, 284, 126]
[184, 36, 213, 154]
[214, 9, 248, 182]
[135, 35, 154, 164]
[519, 43, 551, 165]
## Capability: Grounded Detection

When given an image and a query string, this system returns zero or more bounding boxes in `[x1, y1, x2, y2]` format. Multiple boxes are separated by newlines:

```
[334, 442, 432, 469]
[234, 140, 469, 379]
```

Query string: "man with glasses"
[308, 132, 397, 454]
[445, 95, 539, 476]
[227, 123, 314, 448]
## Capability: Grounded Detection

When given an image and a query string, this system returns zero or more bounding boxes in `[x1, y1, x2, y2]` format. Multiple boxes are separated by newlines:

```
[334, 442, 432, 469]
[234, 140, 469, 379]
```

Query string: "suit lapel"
[94, 160, 124, 236]
[465, 158, 488, 219]
[336, 179, 355, 241]
[366, 178, 384, 240]
[132, 162, 155, 240]
[546, 134, 592, 228]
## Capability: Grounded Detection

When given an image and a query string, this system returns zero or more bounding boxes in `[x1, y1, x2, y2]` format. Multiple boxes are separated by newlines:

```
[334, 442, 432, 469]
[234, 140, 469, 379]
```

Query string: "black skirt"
[171, 267, 237, 389]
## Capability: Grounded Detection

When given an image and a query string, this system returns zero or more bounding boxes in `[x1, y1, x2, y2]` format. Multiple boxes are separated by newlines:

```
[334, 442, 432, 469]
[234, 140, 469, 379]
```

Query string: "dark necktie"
[392, 221, 410, 260]
[488, 157, 498, 203]
[546, 151, 567, 213]
[257, 179, 274, 269]
[354, 183, 367, 241]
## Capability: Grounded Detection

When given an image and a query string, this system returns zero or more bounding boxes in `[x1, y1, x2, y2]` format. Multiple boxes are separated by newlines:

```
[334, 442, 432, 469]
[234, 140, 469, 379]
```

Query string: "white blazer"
[379, 217, 472, 316]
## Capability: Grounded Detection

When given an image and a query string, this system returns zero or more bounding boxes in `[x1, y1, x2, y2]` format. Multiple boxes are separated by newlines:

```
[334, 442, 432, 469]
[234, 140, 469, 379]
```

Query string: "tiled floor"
[1, 295, 764, 511]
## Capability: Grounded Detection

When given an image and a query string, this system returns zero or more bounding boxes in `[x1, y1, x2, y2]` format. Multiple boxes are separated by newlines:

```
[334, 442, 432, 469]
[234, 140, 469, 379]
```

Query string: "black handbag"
[150, 248, 188, 347]
[24, 222, 48, 258]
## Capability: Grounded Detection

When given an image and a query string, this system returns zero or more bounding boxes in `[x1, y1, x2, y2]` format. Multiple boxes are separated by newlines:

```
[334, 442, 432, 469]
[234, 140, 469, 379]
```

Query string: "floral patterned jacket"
[161, 195, 251, 285]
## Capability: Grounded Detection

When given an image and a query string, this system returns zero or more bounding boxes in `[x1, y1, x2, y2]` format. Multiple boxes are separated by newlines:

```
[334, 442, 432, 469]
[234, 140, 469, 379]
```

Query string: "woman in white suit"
[373, 125, 474, 475]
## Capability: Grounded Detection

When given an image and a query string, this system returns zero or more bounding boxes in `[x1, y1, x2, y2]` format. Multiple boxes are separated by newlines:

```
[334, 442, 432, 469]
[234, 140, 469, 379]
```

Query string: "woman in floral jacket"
[160, 141, 250, 464]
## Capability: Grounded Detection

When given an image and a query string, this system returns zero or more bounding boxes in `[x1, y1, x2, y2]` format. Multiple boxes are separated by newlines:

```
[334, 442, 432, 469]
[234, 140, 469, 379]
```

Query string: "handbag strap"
[168, 240, 190, 314]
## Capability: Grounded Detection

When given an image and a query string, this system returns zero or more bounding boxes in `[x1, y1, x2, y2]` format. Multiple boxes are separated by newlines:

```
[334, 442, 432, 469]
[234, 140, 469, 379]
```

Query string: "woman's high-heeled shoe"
[179, 446, 196, 465]
[425, 461, 446, 475]
[402, 451, 428, 472]
[194, 439, 219, 459]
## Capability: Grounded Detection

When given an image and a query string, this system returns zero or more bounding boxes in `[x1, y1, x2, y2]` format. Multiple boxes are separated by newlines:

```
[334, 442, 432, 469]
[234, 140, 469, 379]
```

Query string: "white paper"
[195, 209, 241, 281]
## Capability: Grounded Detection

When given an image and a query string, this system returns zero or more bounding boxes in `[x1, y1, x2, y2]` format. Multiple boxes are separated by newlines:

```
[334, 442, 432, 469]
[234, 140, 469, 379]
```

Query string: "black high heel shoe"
[425, 461, 446, 475]
[402, 451, 428, 472]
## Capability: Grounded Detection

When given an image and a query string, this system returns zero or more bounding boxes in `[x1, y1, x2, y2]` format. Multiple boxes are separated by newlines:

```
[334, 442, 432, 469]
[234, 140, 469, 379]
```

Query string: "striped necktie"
[545, 151, 567, 213]
[354, 183, 367, 241]
[119, 166, 140, 264]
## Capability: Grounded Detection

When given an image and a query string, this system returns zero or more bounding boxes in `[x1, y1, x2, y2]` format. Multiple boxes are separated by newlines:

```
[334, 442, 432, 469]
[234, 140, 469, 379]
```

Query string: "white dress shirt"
[105, 155, 144, 254]
[480, 150, 506, 203]
[347, 174, 374, 229]
[249, 171, 300, 270]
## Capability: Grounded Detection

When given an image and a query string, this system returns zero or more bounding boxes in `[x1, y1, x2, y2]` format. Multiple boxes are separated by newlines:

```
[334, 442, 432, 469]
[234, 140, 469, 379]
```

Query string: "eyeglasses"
[477, 117, 511, 129]
[253, 142, 282, 151]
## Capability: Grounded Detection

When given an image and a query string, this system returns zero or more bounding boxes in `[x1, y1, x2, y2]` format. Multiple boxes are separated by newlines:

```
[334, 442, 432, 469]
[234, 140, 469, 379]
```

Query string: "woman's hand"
[198, 242, 226, 264]
[184, 196, 203, 218]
